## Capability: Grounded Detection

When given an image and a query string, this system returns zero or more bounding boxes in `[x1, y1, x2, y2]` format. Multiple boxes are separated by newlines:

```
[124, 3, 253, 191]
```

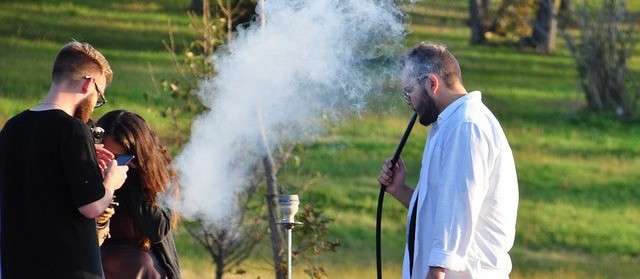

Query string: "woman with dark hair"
[97, 110, 181, 279]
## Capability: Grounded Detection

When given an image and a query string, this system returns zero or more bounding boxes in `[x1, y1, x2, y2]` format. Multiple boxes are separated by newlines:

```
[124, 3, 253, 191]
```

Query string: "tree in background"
[183, 198, 262, 279]
[467, 0, 572, 53]
[292, 205, 340, 278]
[519, 0, 573, 52]
[146, 0, 220, 145]
[520, 0, 560, 52]
[183, 140, 339, 279]
[468, 0, 490, 44]
[148, 0, 258, 146]
[562, 0, 639, 118]
[468, 0, 541, 46]
[191, 0, 257, 42]
[151, 1, 339, 278]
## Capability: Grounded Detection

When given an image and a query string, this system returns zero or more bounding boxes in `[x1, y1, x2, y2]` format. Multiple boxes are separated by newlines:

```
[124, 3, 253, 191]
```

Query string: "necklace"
[38, 102, 63, 107]
[33, 102, 66, 112]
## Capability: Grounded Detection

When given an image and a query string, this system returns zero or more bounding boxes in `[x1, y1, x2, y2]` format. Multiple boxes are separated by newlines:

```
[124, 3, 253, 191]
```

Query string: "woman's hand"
[96, 206, 115, 226]
[95, 144, 114, 174]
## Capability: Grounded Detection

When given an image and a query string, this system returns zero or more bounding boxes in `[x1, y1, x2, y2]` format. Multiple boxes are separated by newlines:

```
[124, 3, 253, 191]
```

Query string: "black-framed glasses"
[401, 74, 427, 102]
[85, 76, 107, 108]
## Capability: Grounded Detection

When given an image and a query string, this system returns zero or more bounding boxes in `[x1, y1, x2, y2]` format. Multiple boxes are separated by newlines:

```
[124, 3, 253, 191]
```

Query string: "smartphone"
[115, 154, 135, 166]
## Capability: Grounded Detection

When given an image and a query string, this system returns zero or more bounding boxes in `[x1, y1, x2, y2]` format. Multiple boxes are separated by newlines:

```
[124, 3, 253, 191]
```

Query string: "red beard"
[74, 95, 94, 123]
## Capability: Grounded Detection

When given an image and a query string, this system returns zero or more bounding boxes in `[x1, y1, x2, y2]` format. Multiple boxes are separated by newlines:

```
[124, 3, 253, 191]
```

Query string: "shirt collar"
[435, 91, 481, 125]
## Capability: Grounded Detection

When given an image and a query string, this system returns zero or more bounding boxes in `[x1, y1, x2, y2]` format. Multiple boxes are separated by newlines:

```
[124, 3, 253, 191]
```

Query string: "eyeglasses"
[401, 74, 427, 102]
[85, 76, 107, 108]
[401, 84, 416, 102]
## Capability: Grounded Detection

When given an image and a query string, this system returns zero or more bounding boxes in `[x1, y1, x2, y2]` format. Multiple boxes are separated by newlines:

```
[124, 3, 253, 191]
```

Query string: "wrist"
[387, 184, 413, 208]
[386, 183, 408, 197]
[103, 181, 116, 196]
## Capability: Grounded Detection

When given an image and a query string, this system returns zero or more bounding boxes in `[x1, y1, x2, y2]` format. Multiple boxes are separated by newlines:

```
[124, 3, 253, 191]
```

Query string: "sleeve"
[61, 120, 105, 208]
[138, 201, 173, 244]
[428, 122, 492, 271]
[124, 178, 172, 243]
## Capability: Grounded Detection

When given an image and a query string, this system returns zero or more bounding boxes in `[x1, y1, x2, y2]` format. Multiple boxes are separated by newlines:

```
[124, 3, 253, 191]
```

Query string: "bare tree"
[258, 110, 288, 279]
[562, 0, 640, 117]
[184, 211, 262, 278]
[182, 142, 274, 279]
[154, 2, 339, 277]
[215, 0, 256, 42]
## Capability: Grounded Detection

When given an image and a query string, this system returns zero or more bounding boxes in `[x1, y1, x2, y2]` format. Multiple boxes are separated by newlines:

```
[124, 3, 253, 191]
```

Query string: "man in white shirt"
[378, 42, 519, 279]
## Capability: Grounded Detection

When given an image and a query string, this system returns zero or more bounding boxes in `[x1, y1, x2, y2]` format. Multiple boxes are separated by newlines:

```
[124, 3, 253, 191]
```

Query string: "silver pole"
[278, 195, 302, 279]
[286, 227, 292, 279]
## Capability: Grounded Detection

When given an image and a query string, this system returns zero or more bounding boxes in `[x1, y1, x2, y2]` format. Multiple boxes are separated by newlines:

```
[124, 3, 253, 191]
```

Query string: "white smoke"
[176, 0, 407, 224]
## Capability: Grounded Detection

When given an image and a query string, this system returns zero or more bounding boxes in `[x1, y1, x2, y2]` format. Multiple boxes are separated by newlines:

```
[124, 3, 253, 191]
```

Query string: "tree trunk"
[530, 0, 560, 53]
[263, 156, 287, 279]
[258, 110, 286, 279]
[480, 0, 490, 18]
[559, 0, 571, 22]
[468, 0, 487, 45]
[191, 0, 204, 14]
[215, 250, 224, 279]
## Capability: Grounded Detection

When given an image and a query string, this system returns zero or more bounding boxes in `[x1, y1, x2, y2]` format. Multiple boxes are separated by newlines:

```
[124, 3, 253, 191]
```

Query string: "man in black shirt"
[0, 41, 129, 278]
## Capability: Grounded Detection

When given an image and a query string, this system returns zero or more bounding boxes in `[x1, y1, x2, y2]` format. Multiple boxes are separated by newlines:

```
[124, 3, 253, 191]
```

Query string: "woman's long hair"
[97, 110, 180, 227]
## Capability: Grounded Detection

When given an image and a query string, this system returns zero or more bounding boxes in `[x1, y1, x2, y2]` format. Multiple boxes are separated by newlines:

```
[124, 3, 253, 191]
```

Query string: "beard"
[416, 91, 439, 126]
[74, 96, 94, 123]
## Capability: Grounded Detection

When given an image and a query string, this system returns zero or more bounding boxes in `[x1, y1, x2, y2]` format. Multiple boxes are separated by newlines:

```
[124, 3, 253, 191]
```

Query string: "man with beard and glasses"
[0, 41, 129, 278]
[377, 42, 518, 279]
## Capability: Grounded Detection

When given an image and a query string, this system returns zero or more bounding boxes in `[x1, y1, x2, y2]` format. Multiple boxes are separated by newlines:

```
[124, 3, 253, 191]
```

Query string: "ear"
[81, 76, 92, 95]
[426, 73, 439, 94]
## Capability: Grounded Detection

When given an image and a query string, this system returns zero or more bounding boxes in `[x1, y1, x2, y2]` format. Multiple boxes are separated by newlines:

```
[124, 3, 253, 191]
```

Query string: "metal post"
[278, 195, 302, 279]
[286, 226, 292, 279]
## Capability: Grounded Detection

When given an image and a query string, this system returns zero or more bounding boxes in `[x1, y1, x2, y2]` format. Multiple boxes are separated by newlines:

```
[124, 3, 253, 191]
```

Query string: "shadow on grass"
[0, 2, 193, 52]
[511, 246, 640, 279]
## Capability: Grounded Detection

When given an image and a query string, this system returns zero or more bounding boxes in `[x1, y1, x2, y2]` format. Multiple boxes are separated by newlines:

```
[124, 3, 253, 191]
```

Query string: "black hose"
[376, 112, 418, 279]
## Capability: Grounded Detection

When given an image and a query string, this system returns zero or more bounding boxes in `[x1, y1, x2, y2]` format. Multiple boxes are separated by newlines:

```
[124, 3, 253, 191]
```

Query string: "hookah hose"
[376, 112, 417, 279]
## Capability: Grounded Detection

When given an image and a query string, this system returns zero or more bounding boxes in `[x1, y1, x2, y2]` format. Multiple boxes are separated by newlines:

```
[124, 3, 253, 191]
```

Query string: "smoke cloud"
[176, 0, 407, 224]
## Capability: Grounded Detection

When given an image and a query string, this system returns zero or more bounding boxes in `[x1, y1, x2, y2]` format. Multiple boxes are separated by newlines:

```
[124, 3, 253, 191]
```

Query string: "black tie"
[408, 192, 419, 277]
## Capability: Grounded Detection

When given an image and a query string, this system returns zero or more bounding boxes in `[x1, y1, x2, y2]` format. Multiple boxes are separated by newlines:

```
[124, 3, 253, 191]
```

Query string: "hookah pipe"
[376, 112, 417, 279]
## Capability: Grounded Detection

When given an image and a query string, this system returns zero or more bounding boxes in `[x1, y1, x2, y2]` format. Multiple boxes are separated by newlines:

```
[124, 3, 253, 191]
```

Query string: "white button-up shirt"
[403, 91, 519, 279]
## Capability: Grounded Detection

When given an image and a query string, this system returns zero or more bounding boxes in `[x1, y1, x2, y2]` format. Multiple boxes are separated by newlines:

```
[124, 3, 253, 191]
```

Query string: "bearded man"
[378, 42, 519, 279]
[0, 41, 129, 278]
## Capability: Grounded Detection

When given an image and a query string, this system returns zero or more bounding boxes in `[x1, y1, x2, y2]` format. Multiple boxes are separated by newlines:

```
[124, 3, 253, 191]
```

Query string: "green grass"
[1, 0, 640, 278]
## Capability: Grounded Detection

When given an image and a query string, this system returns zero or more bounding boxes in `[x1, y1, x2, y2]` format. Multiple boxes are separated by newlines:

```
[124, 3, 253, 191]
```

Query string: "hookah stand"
[277, 195, 303, 279]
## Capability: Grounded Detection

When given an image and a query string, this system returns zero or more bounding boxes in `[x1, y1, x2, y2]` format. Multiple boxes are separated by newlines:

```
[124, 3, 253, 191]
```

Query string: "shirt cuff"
[428, 249, 466, 271]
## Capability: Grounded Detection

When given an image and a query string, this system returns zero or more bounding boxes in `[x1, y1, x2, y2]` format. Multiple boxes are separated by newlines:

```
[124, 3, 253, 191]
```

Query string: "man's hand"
[377, 157, 413, 208]
[378, 157, 407, 192]
[103, 160, 128, 193]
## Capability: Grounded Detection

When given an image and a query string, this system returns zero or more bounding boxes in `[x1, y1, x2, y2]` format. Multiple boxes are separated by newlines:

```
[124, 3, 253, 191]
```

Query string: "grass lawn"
[1, 0, 639, 278]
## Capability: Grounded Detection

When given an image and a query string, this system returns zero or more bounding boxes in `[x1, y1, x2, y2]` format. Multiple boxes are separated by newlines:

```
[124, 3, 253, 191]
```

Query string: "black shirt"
[0, 109, 105, 279]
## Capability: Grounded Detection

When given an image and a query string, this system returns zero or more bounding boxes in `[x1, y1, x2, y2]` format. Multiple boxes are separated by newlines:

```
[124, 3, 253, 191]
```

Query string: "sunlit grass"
[0, 2, 191, 52]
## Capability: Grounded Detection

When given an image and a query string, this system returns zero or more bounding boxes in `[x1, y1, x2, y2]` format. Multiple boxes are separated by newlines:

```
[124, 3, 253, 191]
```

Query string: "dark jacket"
[108, 169, 181, 278]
